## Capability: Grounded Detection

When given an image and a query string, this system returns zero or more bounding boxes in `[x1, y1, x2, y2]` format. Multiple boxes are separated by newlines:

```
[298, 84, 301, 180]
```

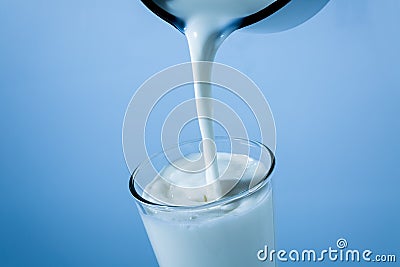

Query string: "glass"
[129, 137, 276, 267]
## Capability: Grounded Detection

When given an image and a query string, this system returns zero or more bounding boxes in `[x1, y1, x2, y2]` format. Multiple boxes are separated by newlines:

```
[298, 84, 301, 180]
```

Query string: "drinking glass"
[129, 137, 276, 267]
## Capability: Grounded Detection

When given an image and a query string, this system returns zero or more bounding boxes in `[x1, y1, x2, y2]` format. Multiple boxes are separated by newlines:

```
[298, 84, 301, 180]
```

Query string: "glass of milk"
[129, 137, 276, 267]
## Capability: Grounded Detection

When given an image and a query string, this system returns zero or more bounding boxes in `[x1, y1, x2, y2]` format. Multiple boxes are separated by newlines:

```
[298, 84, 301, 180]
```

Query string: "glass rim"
[129, 137, 275, 211]
[139, 0, 291, 33]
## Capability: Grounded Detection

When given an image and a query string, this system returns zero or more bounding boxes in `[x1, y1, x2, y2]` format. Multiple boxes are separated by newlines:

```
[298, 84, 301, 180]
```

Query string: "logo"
[257, 238, 397, 263]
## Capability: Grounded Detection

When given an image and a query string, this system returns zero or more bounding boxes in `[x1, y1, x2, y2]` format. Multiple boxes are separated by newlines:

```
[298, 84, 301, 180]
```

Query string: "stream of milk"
[150, 0, 276, 201]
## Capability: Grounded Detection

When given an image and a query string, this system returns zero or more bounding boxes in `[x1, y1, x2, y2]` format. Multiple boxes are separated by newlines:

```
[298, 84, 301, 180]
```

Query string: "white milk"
[152, 0, 277, 198]
[139, 1, 278, 266]
[141, 153, 275, 267]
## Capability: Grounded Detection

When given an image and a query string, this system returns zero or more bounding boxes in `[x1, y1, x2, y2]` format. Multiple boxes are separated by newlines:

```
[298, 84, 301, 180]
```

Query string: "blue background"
[0, 0, 399, 266]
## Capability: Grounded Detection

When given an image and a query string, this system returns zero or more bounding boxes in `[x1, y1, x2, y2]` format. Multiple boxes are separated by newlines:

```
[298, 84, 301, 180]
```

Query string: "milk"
[137, 1, 278, 266]
[141, 153, 275, 267]
[150, 0, 277, 199]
